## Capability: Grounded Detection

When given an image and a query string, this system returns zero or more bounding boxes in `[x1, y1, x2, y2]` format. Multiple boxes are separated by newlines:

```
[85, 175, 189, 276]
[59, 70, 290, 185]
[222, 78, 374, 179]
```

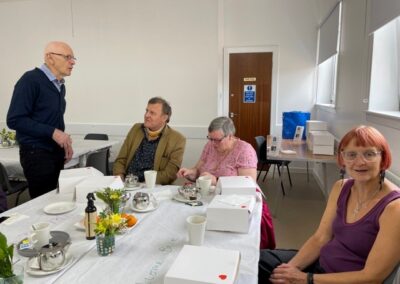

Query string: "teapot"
[38, 241, 69, 271]
[132, 192, 150, 210]
[178, 183, 200, 200]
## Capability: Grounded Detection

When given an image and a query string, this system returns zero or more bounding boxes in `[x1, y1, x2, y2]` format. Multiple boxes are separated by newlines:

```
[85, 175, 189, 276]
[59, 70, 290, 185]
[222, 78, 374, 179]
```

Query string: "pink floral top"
[198, 139, 257, 177]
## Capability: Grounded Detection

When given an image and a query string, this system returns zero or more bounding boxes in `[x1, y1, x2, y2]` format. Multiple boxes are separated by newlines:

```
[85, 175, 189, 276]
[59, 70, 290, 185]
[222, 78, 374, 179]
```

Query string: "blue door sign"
[243, 85, 256, 103]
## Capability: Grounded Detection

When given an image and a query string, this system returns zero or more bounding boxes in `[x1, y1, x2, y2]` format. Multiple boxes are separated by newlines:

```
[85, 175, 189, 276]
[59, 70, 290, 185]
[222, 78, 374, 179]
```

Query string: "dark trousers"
[20, 146, 64, 199]
[258, 249, 324, 284]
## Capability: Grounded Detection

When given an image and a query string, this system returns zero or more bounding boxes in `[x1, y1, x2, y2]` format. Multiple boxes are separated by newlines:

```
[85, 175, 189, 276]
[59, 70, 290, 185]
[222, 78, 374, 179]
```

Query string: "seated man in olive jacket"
[113, 97, 186, 185]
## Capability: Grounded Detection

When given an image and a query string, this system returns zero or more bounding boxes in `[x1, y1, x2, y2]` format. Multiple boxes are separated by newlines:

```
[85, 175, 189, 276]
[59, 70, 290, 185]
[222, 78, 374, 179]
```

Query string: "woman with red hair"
[259, 125, 400, 284]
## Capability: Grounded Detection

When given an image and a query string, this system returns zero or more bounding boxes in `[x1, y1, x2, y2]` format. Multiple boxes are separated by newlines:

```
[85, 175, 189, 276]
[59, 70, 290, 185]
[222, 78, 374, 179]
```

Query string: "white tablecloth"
[0, 139, 119, 179]
[0, 185, 261, 284]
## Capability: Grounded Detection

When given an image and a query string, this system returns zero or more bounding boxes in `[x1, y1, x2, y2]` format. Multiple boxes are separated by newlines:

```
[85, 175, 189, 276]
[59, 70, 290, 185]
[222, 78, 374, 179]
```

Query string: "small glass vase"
[0, 264, 24, 284]
[96, 234, 115, 256]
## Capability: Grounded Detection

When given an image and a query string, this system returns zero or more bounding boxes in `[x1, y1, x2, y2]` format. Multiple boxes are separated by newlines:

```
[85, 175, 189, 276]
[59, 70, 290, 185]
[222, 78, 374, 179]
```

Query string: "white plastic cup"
[30, 222, 51, 249]
[144, 170, 157, 189]
[197, 176, 212, 196]
[186, 215, 206, 246]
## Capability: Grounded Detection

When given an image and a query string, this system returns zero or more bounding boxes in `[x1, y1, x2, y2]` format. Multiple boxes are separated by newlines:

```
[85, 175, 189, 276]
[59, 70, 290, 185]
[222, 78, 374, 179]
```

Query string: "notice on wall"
[243, 85, 256, 103]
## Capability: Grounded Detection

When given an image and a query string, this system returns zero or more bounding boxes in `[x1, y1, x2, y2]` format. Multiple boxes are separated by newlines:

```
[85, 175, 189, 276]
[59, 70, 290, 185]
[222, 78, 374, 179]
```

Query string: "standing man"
[7, 41, 75, 198]
[113, 97, 186, 185]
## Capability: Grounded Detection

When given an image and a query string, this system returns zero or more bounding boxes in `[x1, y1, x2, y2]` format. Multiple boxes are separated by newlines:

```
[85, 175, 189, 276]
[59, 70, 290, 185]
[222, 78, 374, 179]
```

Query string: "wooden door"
[229, 52, 272, 148]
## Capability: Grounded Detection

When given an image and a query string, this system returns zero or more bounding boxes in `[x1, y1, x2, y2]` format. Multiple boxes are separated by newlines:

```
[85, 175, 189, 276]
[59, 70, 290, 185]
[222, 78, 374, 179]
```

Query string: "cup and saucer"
[124, 174, 143, 191]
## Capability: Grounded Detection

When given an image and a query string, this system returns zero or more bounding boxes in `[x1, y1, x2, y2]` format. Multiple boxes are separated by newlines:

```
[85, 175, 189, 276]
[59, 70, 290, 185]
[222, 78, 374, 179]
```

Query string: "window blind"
[318, 2, 341, 64]
[368, 0, 400, 34]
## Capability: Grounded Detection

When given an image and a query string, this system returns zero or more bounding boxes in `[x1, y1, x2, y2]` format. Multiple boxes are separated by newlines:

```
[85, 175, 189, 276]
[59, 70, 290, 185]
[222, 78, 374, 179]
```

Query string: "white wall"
[0, 0, 333, 169]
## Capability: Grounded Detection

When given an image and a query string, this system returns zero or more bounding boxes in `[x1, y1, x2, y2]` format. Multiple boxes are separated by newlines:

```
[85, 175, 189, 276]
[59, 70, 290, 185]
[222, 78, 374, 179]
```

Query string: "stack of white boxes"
[306, 120, 335, 155]
[206, 176, 257, 233]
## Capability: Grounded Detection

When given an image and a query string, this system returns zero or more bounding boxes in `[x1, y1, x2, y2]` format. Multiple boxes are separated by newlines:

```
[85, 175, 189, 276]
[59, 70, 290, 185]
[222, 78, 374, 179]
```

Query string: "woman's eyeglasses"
[207, 135, 226, 143]
[341, 150, 381, 162]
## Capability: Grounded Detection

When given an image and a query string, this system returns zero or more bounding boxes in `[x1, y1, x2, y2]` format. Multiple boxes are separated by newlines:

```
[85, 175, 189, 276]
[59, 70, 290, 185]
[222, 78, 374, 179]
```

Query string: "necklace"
[352, 186, 380, 218]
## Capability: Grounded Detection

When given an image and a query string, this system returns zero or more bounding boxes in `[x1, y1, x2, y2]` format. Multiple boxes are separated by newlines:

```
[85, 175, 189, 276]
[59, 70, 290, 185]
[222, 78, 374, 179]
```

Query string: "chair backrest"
[84, 133, 109, 140]
[0, 162, 12, 193]
[86, 149, 108, 175]
[254, 136, 267, 161]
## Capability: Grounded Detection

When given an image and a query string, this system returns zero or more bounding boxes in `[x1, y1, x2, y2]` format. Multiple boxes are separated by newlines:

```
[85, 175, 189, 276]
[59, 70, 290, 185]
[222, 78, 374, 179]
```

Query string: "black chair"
[84, 133, 110, 175]
[86, 149, 109, 175]
[0, 162, 29, 207]
[254, 136, 293, 195]
[84, 133, 109, 140]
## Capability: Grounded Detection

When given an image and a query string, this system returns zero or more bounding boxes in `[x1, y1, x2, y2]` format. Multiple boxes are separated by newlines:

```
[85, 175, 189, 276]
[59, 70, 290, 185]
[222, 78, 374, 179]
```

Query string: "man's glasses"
[341, 150, 381, 162]
[49, 52, 77, 61]
[207, 135, 226, 143]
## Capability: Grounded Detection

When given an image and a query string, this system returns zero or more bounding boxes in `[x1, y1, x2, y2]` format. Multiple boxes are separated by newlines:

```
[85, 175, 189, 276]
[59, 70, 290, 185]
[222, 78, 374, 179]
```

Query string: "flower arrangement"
[95, 211, 127, 237]
[0, 128, 16, 146]
[0, 232, 23, 283]
[0, 232, 14, 279]
[95, 187, 127, 214]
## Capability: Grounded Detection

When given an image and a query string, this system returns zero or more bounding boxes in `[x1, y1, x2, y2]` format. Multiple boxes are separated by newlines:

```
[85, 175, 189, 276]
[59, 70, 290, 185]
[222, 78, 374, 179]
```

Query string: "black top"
[7, 68, 66, 151]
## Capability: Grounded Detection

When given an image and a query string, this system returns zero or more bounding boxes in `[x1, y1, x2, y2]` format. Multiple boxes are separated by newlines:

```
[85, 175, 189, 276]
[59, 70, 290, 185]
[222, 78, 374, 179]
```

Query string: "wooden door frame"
[221, 46, 280, 135]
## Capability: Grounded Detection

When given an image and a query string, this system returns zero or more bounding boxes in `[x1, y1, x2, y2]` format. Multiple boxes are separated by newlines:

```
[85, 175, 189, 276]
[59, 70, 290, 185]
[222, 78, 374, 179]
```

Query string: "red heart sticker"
[218, 274, 227, 280]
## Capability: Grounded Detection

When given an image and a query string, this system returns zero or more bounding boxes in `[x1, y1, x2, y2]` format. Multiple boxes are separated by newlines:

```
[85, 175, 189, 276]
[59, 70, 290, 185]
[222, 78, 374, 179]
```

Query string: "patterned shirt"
[127, 129, 161, 181]
[198, 139, 257, 177]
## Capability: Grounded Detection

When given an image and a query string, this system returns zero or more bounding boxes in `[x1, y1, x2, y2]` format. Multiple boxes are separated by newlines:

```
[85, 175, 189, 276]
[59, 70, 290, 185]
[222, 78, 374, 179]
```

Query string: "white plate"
[25, 254, 75, 276]
[0, 144, 15, 149]
[44, 202, 77, 215]
[124, 183, 144, 191]
[130, 199, 159, 213]
[173, 193, 201, 203]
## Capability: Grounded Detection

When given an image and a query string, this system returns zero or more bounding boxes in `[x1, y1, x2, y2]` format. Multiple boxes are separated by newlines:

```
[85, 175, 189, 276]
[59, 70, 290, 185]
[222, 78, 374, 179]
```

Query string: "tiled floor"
[258, 170, 327, 249]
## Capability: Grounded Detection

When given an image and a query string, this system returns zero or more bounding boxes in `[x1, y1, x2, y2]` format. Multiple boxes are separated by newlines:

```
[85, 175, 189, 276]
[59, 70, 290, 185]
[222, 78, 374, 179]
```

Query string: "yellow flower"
[111, 214, 122, 224]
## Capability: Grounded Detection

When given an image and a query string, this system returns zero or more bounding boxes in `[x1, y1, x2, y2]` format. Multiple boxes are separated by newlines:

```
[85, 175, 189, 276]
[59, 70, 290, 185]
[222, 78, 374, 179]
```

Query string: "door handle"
[230, 112, 237, 118]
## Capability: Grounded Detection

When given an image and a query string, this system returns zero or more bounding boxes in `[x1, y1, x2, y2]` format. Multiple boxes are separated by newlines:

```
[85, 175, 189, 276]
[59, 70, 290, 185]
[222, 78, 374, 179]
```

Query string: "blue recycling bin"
[282, 111, 310, 140]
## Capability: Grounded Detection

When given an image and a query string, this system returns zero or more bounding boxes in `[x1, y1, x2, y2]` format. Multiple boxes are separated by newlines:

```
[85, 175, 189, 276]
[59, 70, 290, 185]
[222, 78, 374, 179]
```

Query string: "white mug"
[144, 170, 157, 189]
[197, 176, 212, 196]
[186, 215, 206, 246]
[30, 222, 51, 249]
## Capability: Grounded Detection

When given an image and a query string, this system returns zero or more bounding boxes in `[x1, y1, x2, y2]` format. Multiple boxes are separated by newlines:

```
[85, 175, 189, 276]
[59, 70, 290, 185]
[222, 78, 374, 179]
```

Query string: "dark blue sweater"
[7, 68, 66, 151]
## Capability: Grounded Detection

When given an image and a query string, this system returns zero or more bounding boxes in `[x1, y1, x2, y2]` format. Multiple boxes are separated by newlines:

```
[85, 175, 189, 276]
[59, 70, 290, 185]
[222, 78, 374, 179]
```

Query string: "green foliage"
[95, 187, 125, 214]
[0, 128, 16, 144]
[0, 232, 14, 278]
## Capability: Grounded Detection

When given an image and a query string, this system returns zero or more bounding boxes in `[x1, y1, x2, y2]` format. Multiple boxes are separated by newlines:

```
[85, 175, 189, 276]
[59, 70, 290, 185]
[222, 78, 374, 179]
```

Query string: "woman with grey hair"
[177, 116, 276, 249]
[177, 116, 257, 184]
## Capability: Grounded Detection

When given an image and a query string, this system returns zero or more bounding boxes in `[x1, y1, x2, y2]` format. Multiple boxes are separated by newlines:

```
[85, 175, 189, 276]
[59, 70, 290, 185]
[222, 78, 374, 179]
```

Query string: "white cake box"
[306, 120, 328, 133]
[313, 145, 335, 155]
[217, 176, 257, 196]
[206, 194, 256, 233]
[75, 176, 124, 203]
[58, 167, 103, 195]
[164, 245, 240, 284]
[309, 131, 334, 146]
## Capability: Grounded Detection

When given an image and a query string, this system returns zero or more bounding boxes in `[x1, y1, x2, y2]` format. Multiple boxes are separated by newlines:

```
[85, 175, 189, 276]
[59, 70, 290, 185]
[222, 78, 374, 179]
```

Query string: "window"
[316, 54, 338, 106]
[369, 16, 400, 113]
[315, 2, 342, 107]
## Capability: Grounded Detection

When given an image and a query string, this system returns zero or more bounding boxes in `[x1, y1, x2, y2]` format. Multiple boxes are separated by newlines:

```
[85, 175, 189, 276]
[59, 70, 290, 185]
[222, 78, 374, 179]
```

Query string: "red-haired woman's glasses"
[341, 150, 381, 162]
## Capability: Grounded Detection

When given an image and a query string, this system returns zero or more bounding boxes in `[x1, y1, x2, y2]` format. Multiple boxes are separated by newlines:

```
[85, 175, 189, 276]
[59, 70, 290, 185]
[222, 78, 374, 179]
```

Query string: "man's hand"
[52, 129, 73, 162]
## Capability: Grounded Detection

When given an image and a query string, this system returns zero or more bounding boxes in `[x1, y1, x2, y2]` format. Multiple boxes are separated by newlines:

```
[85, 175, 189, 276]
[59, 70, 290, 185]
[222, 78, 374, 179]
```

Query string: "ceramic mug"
[30, 222, 51, 249]
[197, 176, 212, 196]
